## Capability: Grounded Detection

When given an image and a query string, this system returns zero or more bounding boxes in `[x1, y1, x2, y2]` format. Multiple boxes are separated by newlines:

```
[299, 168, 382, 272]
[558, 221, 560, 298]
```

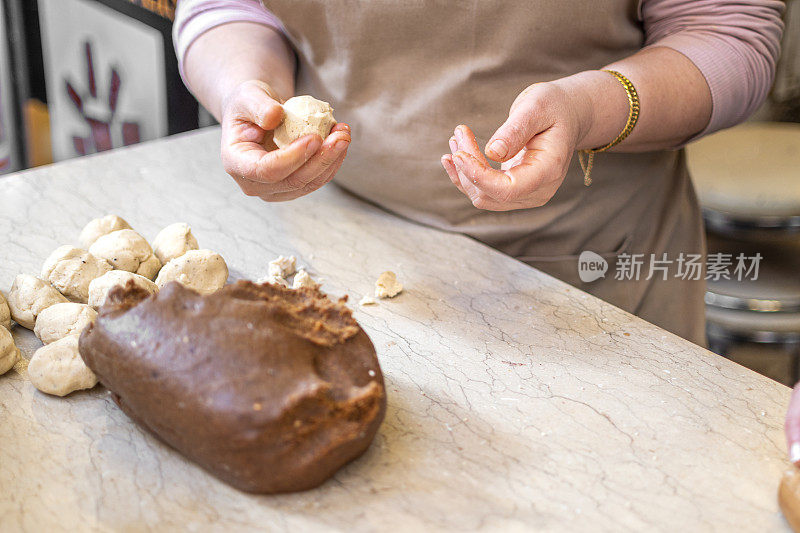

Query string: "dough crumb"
[268, 255, 296, 278]
[375, 271, 403, 299]
[359, 295, 378, 306]
[257, 275, 288, 287]
[292, 269, 318, 289]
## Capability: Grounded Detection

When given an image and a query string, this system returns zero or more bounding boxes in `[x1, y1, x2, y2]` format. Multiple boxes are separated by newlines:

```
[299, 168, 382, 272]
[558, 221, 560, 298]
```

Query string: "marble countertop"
[0, 128, 791, 532]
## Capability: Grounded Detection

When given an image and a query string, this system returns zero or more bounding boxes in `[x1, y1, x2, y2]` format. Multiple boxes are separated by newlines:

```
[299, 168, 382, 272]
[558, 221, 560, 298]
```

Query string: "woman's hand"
[220, 80, 351, 202]
[786, 383, 800, 464]
[441, 81, 593, 211]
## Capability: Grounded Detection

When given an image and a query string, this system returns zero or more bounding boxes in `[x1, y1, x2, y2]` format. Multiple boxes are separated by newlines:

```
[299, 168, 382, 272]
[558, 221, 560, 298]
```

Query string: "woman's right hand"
[220, 80, 351, 201]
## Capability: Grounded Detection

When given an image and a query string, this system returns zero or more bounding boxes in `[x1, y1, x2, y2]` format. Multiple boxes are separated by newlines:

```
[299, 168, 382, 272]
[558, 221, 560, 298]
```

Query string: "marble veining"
[0, 128, 791, 532]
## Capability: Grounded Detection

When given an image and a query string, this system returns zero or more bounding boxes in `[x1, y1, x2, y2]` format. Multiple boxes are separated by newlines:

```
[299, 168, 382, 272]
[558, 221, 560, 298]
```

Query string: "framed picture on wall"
[38, 0, 196, 161]
[0, 0, 25, 173]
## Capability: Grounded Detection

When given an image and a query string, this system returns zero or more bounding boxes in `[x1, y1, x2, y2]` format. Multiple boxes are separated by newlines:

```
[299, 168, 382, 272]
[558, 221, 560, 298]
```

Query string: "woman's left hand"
[442, 82, 589, 211]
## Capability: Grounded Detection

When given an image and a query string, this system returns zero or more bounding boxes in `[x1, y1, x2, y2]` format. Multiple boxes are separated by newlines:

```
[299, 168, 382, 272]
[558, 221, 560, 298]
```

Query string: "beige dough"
[88, 270, 158, 308]
[0, 290, 10, 329]
[79, 214, 132, 248]
[34, 302, 98, 344]
[375, 271, 403, 299]
[0, 325, 19, 375]
[28, 334, 97, 396]
[7, 274, 69, 329]
[41, 245, 113, 303]
[358, 295, 378, 306]
[155, 249, 228, 295]
[88, 229, 161, 279]
[152, 222, 199, 264]
[268, 255, 296, 279]
[273, 96, 336, 149]
[257, 275, 289, 287]
[292, 269, 318, 289]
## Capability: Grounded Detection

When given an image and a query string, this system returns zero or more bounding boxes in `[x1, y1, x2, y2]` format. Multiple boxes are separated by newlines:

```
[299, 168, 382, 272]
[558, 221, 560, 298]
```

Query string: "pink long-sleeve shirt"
[173, 0, 784, 137]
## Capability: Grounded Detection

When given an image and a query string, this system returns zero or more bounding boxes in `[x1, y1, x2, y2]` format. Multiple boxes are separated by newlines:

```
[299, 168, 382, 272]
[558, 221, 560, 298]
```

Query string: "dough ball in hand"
[88, 229, 161, 279]
[152, 222, 199, 264]
[0, 290, 11, 330]
[273, 95, 336, 149]
[28, 334, 97, 396]
[0, 325, 19, 375]
[7, 274, 70, 329]
[41, 245, 113, 303]
[79, 214, 132, 248]
[88, 271, 158, 309]
[155, 249, 228, 295]
[34, 302, 97, 344]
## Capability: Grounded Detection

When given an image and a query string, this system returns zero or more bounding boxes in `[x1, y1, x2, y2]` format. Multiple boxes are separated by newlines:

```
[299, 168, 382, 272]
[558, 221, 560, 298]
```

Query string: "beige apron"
[262, 0, 707, 346]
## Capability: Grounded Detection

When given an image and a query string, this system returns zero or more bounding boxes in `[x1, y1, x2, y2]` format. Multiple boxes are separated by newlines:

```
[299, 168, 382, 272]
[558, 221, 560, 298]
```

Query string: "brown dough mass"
[79, 280, 386, 494]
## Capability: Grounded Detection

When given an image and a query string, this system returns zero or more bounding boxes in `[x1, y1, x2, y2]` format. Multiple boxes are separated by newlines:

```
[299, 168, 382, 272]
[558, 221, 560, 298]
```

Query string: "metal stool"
[687, 122, 800, 239]
[687, 122, 800, 384]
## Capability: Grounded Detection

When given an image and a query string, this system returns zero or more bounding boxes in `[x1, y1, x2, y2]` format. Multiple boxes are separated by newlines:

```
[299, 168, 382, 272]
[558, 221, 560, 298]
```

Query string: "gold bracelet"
[578, 70, 640, 186]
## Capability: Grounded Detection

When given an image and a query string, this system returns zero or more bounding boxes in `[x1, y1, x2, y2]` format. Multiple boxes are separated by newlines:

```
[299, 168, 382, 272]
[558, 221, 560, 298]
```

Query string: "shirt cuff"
[173, 0, 286, 85]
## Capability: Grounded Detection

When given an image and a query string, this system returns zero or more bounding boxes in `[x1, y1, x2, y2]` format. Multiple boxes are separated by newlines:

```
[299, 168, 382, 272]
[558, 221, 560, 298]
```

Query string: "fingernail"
[334, 139, 349, 152]
[489, 139, 508, 159]
[305, 139, 321, 158]
[449, 137, 457, 153]
[791, 442, 800, 464]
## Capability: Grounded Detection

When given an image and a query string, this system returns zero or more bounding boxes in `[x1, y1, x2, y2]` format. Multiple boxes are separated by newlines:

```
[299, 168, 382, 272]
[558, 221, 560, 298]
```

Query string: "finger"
[224, 134, 322, 184]
[261, 148, 347, 202]
[281, 130, 350, 191]
[787, 383, 800, 464]
[452, 151, 514, 202]
[330, 122, 350, 135]
[486, 93, 552, 163]
[441, 154, 465, 194]
[453, 125, 487, 163]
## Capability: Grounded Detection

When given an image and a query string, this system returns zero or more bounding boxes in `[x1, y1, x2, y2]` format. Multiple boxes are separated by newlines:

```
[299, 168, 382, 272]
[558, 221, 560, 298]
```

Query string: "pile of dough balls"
[1, 215, 229, 397]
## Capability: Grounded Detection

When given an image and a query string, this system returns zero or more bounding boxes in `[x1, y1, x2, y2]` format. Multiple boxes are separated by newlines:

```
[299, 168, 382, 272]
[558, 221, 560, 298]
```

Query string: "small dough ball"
[0, 290, 10, 329]
[88, 229, 161, 279]
[155, 249, 228, 295]
[34, 302, 97, 344]
[292, 269, 318, 289]
[0, 325, 19, 375]
[273, 95, 336, 149]
[28, 334, 97, 396]
[41, 245, 113, 303]
[375, 271, 403, 299]
[89, 271, 158, 308]
[80, 214, 132, 248]
[7, 274, 69, 329]
[152, 222, 199, 264]
[268, 255, 296, 279]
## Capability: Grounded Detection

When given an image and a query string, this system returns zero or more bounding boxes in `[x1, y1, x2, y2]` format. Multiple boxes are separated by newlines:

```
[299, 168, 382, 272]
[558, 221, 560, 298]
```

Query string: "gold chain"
[578, 70, 640, 186]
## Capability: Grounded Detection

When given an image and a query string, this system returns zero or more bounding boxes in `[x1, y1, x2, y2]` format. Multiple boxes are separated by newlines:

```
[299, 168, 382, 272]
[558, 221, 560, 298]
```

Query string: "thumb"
[227, 81, 285, 131]
[485, 93, 551, 163]
[787, 382, 800, 464]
